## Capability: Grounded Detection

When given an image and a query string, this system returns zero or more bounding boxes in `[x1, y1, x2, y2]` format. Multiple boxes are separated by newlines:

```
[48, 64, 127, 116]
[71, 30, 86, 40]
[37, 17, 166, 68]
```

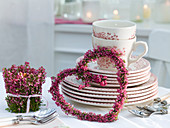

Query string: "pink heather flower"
[49, 46, 128, 122]
[103, 76, 107, 79]
[25, 62, 29, 65]
[3, 62, 47, 113]
[100, 81, 105, 86]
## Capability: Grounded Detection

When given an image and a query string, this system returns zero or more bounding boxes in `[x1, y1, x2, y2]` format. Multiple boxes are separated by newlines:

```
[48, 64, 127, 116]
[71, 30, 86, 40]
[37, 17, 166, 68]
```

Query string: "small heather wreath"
[49, 46, 128, 122]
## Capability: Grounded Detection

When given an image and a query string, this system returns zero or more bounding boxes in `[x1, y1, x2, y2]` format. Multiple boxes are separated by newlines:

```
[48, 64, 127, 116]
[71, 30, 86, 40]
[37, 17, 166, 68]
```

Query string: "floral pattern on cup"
[128, 34, 135, 40]
[97, 57, 115, 69]
[92, 35, 148, 70]
[128, 31, 136, 40]
[93, 29, 119, 40]
[94, 44, 126, 56]
[95, 44, 126, 70]
[93, 20, 136, 40]
[93, 29, 136, 40]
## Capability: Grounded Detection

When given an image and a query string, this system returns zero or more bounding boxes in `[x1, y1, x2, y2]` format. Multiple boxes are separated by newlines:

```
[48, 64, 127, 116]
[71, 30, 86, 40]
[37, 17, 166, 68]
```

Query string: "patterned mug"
[93, 20, 136, 40]
[92, 35, 148, 70]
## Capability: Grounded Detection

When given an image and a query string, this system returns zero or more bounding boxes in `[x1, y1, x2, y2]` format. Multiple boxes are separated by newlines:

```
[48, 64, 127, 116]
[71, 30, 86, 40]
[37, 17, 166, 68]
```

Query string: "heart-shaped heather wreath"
[49, 46, 128, 122]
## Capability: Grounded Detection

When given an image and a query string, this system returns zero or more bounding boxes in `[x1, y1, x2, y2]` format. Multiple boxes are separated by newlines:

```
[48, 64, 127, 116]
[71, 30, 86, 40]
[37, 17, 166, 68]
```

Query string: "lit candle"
[86, 11, 92, 19]
[113, 10, 120, 20]
[135, 15, 142, 22]
[143, 4, 151, 19]
[82, 0, 100, 23]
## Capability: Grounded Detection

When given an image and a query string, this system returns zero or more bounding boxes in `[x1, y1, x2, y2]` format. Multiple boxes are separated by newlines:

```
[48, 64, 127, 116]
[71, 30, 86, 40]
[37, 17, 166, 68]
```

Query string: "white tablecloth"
[0, 73, 170, 128]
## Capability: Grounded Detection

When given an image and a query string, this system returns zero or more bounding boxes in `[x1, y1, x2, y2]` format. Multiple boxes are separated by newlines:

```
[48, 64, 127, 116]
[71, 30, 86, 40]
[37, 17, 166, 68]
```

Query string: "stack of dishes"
[61, 56, 158, 107]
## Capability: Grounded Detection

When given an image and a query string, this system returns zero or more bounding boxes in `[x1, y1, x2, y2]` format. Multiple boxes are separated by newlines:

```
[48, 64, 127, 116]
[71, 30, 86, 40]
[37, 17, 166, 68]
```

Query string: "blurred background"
[55, 0, 170, 23]
[0, 0, 170, 87]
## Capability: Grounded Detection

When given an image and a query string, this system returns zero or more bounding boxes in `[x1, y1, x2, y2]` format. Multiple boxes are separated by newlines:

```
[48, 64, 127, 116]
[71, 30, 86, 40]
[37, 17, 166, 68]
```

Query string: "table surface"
[0, 73, 170, 128]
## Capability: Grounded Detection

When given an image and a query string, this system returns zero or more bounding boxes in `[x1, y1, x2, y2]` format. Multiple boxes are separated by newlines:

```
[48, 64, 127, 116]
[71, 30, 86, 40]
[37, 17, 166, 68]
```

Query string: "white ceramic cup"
[93, 20, 136, 40]
[92, 35, 148, 70]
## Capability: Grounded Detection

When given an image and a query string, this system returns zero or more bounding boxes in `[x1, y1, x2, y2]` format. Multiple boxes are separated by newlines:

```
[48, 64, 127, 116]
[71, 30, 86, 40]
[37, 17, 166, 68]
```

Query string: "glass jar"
[82, 0, 100, 23]
[154, 0, 170, 23]
[130, 0, 143, 22]
[60, 0, 81, 20]
[100, 0, 120, 19]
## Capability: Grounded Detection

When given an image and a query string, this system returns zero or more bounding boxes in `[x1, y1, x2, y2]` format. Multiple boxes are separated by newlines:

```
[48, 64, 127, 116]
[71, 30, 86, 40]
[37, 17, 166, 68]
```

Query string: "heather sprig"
[49, 46, 128, 122]
[3, 62, 47, 113]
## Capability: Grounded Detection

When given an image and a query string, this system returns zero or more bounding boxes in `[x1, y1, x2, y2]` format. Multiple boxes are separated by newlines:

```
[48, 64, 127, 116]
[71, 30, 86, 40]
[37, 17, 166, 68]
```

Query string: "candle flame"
[86, 12, 92, 19]
[136, 16, 140, 20]
[144, 4, 148, 9]
[113, 10, 119, 15]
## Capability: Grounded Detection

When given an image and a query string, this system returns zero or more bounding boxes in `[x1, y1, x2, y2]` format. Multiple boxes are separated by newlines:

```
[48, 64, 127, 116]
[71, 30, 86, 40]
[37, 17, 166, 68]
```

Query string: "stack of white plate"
[61, 56, 158, 107]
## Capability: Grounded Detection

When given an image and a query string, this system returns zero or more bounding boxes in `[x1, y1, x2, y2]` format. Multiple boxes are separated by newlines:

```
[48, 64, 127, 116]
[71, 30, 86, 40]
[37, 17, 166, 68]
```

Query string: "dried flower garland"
[49, 46, 128, 122]
[3, 62, 47, 113]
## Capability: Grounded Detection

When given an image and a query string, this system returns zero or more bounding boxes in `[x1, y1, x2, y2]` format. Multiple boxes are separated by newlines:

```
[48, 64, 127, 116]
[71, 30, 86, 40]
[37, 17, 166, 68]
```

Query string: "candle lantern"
[143, 0, 155, 21]
[143, 4, 151, 20]
[82, 0, 100, 23]
[130, 0, 143, 22]
[154, 0, 170, 23]
[112, 10, 120, 20]
[100, 0, 120, 19]
[60, 0, 82, 20]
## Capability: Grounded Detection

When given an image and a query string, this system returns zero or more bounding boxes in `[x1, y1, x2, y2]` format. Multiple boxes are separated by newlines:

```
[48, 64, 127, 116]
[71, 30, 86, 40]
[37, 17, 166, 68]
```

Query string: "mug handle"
[128, 41, 148, 66]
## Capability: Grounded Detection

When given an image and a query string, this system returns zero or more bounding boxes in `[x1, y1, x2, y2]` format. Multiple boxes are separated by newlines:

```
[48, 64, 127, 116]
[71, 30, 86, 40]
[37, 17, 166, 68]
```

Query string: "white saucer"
[76, 56, 150, 75]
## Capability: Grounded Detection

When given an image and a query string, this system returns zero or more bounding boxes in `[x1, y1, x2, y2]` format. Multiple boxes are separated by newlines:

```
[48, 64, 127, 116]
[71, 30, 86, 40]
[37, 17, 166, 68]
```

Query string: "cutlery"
[128, 93, 170, 118]
[128, 109, 168, 118]
[0, 108, 56, 122]
[129, 103, 170, 118]
[0, 110, 57, 127]
[136, 98, 170, 113]
[135, 92, 170, 111]
[21, 112, 58, 125]
[19, 108, 57, 121]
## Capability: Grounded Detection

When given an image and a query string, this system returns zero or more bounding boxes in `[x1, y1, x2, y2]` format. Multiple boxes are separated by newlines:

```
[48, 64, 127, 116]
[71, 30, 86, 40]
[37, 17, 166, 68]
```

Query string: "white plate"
[90, 76, 150, 87]
[91, 72, 151, 83]
[61, 83, 158, 99]
[64, 72, 151, 88]
[63, 90, 158, 107]
[89, 68, 150, 80]
[63, 73, 157, 92]
[76, 56, 150, 75]
[62, 88, 158, 103]
[90, 72, 151, 87]
[62, 81, 158, 95]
